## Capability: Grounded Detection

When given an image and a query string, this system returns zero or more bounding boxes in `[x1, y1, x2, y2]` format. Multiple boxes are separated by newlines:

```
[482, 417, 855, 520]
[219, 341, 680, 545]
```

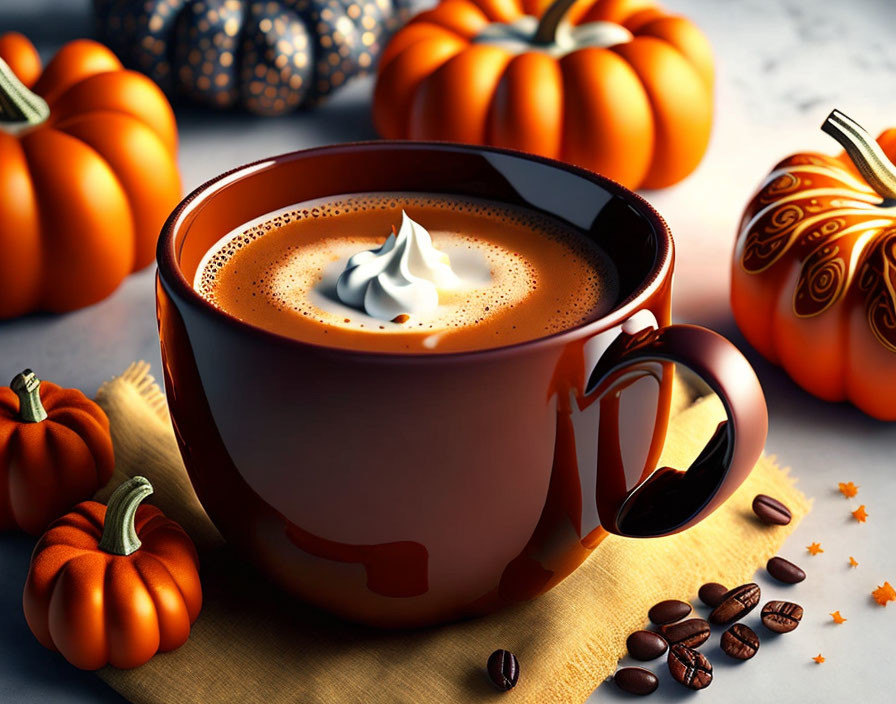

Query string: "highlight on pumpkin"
[372, 0, 714, 190]
[731, 109, 896, 420]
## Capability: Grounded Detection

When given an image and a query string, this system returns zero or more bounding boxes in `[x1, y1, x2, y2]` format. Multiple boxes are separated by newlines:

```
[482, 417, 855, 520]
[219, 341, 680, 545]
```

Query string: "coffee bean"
[667, 644, 713, 690]
[486, 649, 520, 691]
[709, 583, 761, 625]
[752, 494, 792, 525]
[766, 556, 806, 584]
[614, 667, 659, 696]
[657, 618, 711, 648]
[648, 599, 692, 625]
[761, 601, 803, 633]
[721, 623, 760, 660]
[698, 582, 728, 607]
[626, 630, 668, 661]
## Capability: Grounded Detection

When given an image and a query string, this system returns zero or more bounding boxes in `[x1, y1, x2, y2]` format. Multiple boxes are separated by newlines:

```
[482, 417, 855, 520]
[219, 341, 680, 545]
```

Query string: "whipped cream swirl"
[335, 211, 461, 320]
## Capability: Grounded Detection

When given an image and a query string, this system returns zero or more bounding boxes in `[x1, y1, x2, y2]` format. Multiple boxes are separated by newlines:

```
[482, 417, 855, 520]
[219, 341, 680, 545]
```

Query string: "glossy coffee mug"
[156, 143, 767, 628]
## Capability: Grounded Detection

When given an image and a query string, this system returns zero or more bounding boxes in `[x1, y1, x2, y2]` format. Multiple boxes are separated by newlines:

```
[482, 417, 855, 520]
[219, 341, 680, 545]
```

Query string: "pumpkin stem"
[98, 476, 154, 557]
[822, 110, 896, 203]
[0, 57, 49, 129]
[10, 370, 48, 423]
[533, 0, 579, 45]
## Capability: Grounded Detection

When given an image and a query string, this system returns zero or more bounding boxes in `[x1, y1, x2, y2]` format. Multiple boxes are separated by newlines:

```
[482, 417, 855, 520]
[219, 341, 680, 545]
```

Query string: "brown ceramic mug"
[156, 142, 767, 628]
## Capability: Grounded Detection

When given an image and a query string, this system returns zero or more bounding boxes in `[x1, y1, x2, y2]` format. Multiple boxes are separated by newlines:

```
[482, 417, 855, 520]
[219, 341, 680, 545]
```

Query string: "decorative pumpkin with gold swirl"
[732, 110, 896, 419]
[93, 0, 412, 115]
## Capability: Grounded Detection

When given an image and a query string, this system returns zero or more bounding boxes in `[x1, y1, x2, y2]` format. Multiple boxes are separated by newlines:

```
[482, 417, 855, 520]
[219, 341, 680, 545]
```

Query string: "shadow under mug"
[156, 142, 768, 628]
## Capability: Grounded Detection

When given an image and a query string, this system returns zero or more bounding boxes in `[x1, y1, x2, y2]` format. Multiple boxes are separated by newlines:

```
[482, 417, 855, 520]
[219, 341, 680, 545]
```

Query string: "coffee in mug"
[194, 193, 619, 353]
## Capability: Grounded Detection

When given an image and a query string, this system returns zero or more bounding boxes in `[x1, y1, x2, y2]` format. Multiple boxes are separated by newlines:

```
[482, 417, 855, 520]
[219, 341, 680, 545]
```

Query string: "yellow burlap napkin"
[92, 363, 809, 704]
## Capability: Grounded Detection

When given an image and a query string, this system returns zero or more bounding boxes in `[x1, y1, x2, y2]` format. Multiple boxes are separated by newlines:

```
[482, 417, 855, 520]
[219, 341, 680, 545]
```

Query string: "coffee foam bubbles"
[261, 230, 536, 334]
[196, 193, 616, 342]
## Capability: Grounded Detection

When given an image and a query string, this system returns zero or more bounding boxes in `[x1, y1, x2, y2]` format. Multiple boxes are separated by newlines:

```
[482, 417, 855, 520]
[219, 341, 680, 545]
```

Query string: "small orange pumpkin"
[0, 370, 114, 535]
[732, 110, 896, 420]
[23, 476, 202, 670]
[0, 32, 181, 318]
[373, 0, 713, 189]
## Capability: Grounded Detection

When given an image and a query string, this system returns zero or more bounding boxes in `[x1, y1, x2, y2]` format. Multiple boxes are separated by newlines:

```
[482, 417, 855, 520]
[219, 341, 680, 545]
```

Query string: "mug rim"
[157, 141, 674, 361]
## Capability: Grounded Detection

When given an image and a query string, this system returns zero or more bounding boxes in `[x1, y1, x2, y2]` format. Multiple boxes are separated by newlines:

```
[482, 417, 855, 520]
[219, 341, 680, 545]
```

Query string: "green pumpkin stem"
[10, 370, 48, 423]
[533, 0, 578, 45]
[98, 477, 154, 557]
[0, 57, 49, 128]
[822, 110, 896, 203]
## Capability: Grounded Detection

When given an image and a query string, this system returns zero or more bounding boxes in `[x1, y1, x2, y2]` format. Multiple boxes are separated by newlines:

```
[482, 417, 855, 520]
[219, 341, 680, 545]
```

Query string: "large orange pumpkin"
[0, 32, 181, 318]
[23, 476, 202, 670]
[732, 110, 896, 420]
[373, 0, 713, 189]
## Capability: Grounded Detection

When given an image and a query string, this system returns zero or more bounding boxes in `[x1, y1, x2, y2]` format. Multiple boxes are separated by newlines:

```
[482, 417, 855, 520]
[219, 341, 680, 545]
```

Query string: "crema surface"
[196, 193, 619, 353]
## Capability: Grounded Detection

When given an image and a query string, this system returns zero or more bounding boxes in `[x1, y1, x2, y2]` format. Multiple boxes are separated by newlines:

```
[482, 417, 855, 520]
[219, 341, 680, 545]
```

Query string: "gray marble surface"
[1, 0, 894, 702]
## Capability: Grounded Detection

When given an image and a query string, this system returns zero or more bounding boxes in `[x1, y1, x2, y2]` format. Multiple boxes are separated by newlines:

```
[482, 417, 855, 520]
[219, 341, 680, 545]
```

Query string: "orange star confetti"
[872, 581, 896, 606]
[838, 481, 859, 498]
[849, 556, 859, 568]
[807, 542, 824, 555]
[852, 505, 869, 523]
[830, 611, 847, 624]
[813, 654, 825, 664]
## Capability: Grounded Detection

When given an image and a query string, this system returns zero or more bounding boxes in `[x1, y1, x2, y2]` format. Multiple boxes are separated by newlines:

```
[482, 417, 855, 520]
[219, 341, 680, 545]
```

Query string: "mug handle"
[587, 324, 768, 538]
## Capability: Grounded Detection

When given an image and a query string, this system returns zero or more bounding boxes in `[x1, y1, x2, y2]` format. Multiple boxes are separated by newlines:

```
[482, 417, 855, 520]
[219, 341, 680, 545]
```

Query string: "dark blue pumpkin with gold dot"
[93, 0, 412, 115]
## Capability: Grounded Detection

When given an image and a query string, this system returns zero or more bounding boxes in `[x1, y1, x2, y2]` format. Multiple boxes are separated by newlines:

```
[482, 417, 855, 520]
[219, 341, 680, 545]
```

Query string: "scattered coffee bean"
[752, 494, 792, 525]
[698, 582, 728, 607]
[721, 623, 760, 660]
[627, 630, 668, 661]
[761, 601, 803, 633]
[766, 556, 806, 584]
[614, 667, 659, 696]
[709, 583, 761, 625]
[667, 644, 713, 690]
[657, 618, 711, 649]
[486, 649, 520, 691]
[648, 599, 692, 625]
